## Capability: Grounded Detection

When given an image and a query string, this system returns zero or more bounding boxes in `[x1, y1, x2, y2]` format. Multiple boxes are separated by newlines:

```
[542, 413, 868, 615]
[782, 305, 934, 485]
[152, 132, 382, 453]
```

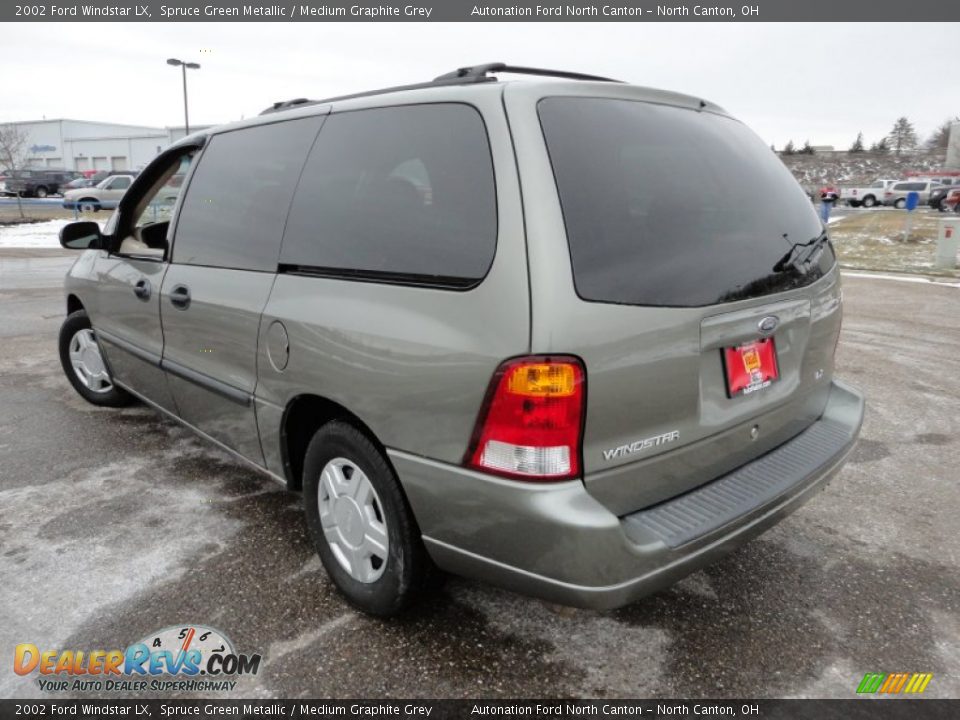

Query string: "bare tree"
[0, 123, 29, 219]
[925, 117, 959, 153]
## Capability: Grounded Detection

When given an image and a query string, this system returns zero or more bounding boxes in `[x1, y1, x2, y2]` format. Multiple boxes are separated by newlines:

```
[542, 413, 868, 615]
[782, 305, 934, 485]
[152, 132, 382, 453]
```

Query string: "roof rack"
[433, 63, 622, 83]
[260, 62, 621, 115]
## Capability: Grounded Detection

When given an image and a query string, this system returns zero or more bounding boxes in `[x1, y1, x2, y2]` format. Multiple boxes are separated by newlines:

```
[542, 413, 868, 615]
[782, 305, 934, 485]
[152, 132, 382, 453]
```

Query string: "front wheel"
[35, 186, 48, 198]
[861, 195, 876, 208]
[58, 310, 133, 407]
[303, 421, 430, 616]
[894, 198, 906, 210]
[78, 199, 100, 213]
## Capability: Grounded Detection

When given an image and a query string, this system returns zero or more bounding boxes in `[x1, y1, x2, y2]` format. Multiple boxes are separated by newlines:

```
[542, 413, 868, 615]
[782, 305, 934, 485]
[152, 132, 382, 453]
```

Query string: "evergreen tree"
[783, 140, 796, 155]
[887, 117, 918, 156]
[849, 132, 865, 153]
[801, 140, 815, 155]
[869, 137, 890, 155]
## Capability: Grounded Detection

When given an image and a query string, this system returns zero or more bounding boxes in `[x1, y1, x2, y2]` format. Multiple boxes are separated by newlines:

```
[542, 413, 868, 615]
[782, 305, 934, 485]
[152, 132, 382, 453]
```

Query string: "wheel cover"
[318, 457, 389, 583]
[68, 328, 113, 394]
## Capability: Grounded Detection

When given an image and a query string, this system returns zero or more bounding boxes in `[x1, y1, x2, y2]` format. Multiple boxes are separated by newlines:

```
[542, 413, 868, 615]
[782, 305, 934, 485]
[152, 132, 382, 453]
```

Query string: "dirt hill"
[780, 151, 950, 193]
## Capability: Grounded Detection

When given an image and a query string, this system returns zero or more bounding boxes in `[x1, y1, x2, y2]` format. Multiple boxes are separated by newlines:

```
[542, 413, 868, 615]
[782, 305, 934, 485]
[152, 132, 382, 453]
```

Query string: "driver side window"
[117, 152, 195, 259]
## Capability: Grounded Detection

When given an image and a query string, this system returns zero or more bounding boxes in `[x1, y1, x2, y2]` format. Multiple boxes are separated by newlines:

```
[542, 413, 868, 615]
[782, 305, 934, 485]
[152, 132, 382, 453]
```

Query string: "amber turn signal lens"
[505, 363, 577, 397]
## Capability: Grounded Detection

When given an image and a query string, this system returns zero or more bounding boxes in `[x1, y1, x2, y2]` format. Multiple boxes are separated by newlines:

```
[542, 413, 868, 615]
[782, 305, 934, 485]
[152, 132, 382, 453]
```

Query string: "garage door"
[110, 156, 128, 171]
[93, 157, 109, 171]
[74, 157, 90, 171]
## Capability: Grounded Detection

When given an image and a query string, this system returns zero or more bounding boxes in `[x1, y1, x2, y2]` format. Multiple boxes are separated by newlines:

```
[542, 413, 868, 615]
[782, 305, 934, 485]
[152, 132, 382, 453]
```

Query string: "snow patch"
[0, 218, 105, 249]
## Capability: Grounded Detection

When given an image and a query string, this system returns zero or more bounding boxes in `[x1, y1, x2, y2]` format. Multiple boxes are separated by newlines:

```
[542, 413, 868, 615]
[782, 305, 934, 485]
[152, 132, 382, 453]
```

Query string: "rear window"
[280, 104, 496, 287]
[538, 97, 832, 307]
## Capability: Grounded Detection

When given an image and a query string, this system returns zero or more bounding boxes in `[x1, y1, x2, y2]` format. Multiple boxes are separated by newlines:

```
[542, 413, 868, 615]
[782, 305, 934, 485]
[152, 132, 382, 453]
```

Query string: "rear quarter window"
[279, 103, 497, 287]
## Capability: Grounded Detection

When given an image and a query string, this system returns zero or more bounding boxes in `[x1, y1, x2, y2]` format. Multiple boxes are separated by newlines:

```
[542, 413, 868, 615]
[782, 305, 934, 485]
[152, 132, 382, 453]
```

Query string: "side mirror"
[59, 221, 103, 250]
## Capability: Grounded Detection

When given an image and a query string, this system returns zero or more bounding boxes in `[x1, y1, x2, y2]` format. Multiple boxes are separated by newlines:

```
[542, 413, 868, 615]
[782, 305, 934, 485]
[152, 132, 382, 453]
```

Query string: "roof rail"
[260, 62, 620, 115]
[433, 63, 622, 83]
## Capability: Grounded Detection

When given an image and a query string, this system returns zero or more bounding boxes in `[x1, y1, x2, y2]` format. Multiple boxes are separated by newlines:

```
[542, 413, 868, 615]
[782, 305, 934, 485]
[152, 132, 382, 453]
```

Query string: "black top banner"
[4, 0, 959, 22]
[0, 700, 956, 720]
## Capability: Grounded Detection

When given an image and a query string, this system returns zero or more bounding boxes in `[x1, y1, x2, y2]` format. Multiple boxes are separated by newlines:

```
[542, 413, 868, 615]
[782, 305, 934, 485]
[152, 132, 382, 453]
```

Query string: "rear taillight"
[466, 356, 585, 481]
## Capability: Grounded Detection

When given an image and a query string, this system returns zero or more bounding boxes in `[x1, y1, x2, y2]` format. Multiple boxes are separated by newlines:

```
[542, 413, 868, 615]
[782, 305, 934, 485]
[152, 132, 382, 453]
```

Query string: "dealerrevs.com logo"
[15, 625, 262, 693]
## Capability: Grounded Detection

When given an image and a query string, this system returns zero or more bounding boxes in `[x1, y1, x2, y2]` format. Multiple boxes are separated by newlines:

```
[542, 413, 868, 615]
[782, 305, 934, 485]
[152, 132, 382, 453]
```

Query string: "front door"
[91, 152, 198, 412]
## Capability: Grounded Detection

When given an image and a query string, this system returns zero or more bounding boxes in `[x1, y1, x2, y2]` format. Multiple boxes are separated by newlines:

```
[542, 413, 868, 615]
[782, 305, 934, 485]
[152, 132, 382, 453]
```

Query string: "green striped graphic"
[857, 673, 886, 694]
[857, 672, 933, 694]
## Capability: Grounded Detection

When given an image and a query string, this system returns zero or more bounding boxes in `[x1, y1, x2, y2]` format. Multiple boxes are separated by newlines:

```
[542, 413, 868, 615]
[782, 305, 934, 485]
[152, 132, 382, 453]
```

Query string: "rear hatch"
[535, 95, 842, 515]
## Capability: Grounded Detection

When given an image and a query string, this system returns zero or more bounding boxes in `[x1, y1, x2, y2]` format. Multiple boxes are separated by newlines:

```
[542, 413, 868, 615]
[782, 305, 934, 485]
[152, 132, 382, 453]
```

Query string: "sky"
[1, 22, 954, 149]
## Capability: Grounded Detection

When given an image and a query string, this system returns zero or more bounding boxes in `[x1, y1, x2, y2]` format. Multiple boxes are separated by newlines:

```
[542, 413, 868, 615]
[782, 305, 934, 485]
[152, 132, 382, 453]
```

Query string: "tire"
[894, 198, 906, 210]
[303, 420, 430, 616]
[861, 195, 876, 208]
[847, 200, 861, 208]
[58, 310, 134, 407]
[35, 186, 48, 198]
[78, 199, 100, 213]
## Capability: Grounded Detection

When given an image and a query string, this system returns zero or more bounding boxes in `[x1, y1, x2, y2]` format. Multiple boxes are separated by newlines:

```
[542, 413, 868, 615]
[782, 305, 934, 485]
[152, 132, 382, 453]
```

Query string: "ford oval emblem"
[758, 316, 779, 335]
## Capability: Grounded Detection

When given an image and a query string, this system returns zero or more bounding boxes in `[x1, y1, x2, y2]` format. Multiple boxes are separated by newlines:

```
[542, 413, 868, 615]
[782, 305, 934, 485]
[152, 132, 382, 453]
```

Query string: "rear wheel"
[894, 198, 906, 209]
[861, 195, 876, 208]
[303, 420, 430, 616]
[35, 186, 48, 198]
[58, 310, 133, 407]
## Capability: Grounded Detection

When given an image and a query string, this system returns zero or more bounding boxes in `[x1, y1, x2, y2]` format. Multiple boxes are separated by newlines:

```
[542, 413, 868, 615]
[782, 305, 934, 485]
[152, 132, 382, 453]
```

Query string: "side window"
[115, 151, 196, 259]
[280, 104, 497, 286]
[133, 154, 194, 229]
[173, 117, 323, 271]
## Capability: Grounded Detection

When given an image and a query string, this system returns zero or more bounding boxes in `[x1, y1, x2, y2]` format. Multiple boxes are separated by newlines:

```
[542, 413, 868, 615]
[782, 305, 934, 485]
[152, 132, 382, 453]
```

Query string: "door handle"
[169, 284, 191, 310]
[133, 278, 151, 301]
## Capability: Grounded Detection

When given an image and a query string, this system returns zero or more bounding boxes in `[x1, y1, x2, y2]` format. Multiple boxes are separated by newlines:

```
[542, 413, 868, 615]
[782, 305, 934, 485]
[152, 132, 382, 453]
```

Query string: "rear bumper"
[390, 380, 864, 610]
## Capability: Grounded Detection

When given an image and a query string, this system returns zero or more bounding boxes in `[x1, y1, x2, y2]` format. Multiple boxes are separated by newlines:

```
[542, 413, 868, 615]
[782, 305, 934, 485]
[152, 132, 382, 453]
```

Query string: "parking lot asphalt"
[1, 250, 958, 700]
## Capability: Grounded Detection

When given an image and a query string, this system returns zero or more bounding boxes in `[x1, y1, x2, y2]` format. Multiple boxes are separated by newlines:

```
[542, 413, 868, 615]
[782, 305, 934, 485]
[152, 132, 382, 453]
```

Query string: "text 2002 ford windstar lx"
[57, 63, 864, 616]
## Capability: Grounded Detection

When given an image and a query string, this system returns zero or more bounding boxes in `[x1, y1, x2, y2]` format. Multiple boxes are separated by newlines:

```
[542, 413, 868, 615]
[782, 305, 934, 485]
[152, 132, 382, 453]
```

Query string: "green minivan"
[57, 63, 864, 616]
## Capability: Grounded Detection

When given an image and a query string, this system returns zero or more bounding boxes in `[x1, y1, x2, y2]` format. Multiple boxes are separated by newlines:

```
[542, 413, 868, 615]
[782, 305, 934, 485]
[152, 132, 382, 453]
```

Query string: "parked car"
[61, 174, 137, 211]
[55, 63, 864, 616]
[61, 177, 94, 192]
[941, 187, 960, 213]
[929, 185, 952, 210]
[90, 169, 136, 185]
[839, 178, 898, 208]
[883, 180, 945, 208]
[3, 169, 80, 198]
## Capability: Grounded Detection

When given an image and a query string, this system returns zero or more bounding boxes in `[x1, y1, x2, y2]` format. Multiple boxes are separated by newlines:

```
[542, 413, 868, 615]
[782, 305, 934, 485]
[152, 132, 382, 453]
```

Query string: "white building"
[9, 119, 209, 172]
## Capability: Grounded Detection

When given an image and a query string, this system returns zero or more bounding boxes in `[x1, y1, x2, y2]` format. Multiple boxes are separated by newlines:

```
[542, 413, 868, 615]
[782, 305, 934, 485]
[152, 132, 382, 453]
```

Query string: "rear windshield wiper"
[773, 231, 829, 275]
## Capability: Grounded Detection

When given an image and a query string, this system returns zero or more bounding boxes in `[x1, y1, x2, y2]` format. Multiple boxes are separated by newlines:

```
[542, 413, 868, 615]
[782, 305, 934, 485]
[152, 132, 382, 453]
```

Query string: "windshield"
[96, 177, 113, 189]
[538, 97, 832, 307]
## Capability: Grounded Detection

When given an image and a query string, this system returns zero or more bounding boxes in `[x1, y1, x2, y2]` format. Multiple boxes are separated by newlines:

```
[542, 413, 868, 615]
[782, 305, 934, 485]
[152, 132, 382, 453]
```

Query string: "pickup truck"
[839, 178, 899, 208]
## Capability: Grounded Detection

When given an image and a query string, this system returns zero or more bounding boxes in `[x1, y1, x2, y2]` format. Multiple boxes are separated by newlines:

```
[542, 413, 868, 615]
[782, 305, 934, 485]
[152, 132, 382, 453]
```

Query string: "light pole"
[166, 58, 200, 135]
